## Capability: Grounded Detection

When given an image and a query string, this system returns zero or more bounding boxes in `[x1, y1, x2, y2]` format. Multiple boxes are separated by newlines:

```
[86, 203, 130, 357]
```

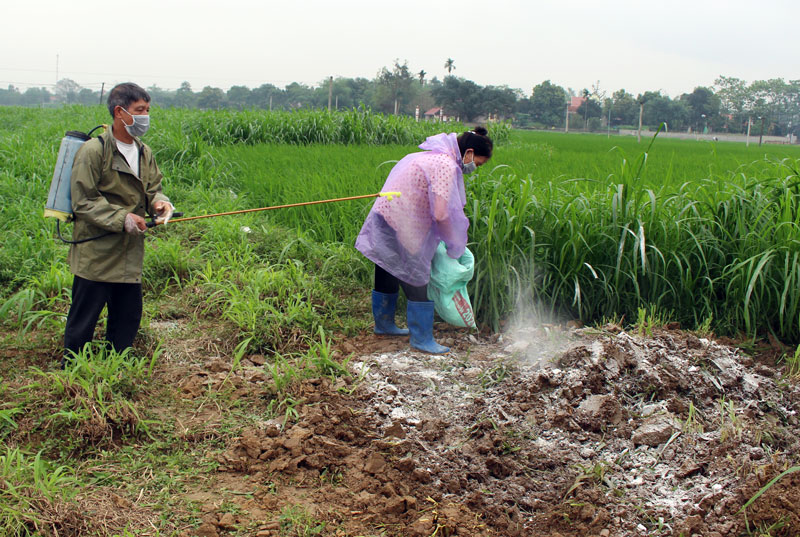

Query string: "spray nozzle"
[379, 191, 402, 202]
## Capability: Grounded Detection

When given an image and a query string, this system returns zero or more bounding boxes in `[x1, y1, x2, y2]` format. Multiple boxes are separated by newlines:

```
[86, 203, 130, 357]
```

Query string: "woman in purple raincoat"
[356, 127, 493, 353]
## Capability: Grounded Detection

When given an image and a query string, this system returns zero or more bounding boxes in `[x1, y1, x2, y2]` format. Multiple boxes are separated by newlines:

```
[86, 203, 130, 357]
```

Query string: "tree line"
[2, 62, 797, 137]
[520, 78, 800, 137]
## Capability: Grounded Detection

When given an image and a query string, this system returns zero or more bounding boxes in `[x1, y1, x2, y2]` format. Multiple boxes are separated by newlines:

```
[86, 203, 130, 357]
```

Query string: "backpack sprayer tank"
[44, 126, 104, 222]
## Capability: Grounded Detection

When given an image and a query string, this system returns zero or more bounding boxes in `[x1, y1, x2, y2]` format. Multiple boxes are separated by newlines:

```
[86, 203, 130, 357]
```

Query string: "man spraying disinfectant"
[61, 82, 174, 365]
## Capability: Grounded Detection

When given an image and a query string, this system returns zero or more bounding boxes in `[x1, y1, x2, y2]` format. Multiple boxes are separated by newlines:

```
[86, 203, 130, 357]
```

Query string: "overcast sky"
[2, 0, 797, 99]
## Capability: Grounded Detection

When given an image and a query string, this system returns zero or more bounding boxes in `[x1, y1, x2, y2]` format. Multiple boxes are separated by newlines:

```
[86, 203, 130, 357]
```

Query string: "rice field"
[217, 126, 800, 342]
[2, 106, 800, 342]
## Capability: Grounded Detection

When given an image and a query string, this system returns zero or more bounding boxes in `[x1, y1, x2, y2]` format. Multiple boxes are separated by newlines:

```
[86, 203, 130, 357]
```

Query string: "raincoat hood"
[419, 132, 461, 165]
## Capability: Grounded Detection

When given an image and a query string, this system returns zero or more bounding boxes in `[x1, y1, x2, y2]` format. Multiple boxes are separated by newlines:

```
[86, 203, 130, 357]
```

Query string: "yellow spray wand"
[148, 191, 401, 227]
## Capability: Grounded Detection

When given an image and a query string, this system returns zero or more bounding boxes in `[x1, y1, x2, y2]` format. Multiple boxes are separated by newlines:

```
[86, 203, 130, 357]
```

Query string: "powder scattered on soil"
[186, 322, 800, 536]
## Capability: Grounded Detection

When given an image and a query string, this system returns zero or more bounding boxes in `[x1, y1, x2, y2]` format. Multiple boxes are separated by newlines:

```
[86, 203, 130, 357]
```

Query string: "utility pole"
[99, 82, 105, 104]
[746, 117, 751, 147]
[327, 76, 333, 111]
[637, 102, 644, 143]
[565, 102, 570, 133]
[607, 105, 611, 139]
[269, 95, 273, 111]
[758, 116, 765, 146]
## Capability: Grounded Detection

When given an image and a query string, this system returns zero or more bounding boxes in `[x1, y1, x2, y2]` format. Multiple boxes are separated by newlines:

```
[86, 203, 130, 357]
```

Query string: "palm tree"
[418, 70, 426, 85]
[444, 58, 455, 74]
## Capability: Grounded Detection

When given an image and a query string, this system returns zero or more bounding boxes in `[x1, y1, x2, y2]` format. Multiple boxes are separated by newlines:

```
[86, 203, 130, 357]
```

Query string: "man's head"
[107, 82, 150, 118]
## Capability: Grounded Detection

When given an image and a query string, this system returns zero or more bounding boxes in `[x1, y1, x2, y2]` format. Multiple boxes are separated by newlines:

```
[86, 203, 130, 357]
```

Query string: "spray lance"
[54, 192, 400, 242]
[45, 128, 401, 239]
[146, 191, 401, 228]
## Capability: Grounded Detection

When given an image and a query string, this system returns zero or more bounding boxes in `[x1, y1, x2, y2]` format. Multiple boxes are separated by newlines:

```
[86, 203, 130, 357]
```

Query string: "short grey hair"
[107, 82, 150, 118]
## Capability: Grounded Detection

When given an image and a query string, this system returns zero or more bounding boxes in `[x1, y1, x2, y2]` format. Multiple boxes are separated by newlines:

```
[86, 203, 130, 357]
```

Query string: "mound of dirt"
[203, 326, 799, 536]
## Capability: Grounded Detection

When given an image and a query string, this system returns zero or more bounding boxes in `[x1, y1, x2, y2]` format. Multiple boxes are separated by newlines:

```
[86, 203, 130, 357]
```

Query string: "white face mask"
[461, 151, 477, 175]
[121, 107, 150, 137]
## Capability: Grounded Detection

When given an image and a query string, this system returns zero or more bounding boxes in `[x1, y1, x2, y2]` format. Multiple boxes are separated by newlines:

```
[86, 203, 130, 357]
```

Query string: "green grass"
[217, 127, 800, 339]
[0, 447, 82, 536]
[278, 504, 326, 536]
[8, 344, 161, 455]
[2, 103, 800, 536]
[4, 106, 800, 340]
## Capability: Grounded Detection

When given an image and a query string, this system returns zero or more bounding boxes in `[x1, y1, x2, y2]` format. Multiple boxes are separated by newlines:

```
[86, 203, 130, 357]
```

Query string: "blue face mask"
[461, 158, 477, 175]
[121, 107, 150, 137]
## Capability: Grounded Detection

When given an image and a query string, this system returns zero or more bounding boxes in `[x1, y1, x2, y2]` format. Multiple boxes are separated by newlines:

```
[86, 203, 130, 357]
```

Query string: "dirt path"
[181, 323, 800, 536]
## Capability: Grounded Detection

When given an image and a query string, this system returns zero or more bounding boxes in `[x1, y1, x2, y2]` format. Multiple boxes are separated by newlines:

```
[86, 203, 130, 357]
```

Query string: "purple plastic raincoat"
[355, 133, 469, 287]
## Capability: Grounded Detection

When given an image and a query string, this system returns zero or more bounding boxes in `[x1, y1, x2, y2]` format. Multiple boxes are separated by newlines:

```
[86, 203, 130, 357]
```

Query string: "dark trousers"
[374, 264, 428, 302]
[63, 275, 143, 358]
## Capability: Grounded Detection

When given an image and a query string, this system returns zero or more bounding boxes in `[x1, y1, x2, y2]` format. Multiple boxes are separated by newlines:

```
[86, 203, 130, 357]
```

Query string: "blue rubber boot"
[372, 290, 409, 336]
[407, 300, 450, 354]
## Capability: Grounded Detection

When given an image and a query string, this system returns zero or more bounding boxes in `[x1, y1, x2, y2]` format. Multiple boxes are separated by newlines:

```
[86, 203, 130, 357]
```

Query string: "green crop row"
[2, 105, 800, 342]
[468, 156, 800, 339]
[171, 107, 510, 147]
[179, 107, 456, 146]
[221, 128, 800, 341]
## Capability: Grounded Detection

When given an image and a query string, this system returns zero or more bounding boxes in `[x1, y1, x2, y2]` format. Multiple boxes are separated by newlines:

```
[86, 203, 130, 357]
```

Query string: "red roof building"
[568, 96, 585, 114]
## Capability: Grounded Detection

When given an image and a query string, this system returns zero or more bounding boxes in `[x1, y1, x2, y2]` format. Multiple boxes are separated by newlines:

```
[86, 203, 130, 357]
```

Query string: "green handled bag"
[427, 241, 477, 329]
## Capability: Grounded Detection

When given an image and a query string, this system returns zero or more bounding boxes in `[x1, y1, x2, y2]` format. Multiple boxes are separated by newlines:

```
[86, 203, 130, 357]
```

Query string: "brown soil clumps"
[197, 327, 800, 536]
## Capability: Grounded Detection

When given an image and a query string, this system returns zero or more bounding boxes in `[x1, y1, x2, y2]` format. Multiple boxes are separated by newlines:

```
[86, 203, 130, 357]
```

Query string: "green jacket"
[68, 129, 169, 283]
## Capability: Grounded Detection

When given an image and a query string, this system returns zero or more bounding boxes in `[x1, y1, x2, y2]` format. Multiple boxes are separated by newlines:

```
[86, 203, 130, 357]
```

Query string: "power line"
[1, 78, 329, 93]
[0, 66, 319, 86]
[0, 66, 330, 91]
[0, 80, 106, 88]
[0, 67, 56, 73]
[0, 80, 56, 87]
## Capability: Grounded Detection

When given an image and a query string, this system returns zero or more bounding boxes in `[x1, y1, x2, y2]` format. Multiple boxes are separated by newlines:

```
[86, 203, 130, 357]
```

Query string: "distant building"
[424, 107, 450, 121]
[568, 96, 585, 114]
